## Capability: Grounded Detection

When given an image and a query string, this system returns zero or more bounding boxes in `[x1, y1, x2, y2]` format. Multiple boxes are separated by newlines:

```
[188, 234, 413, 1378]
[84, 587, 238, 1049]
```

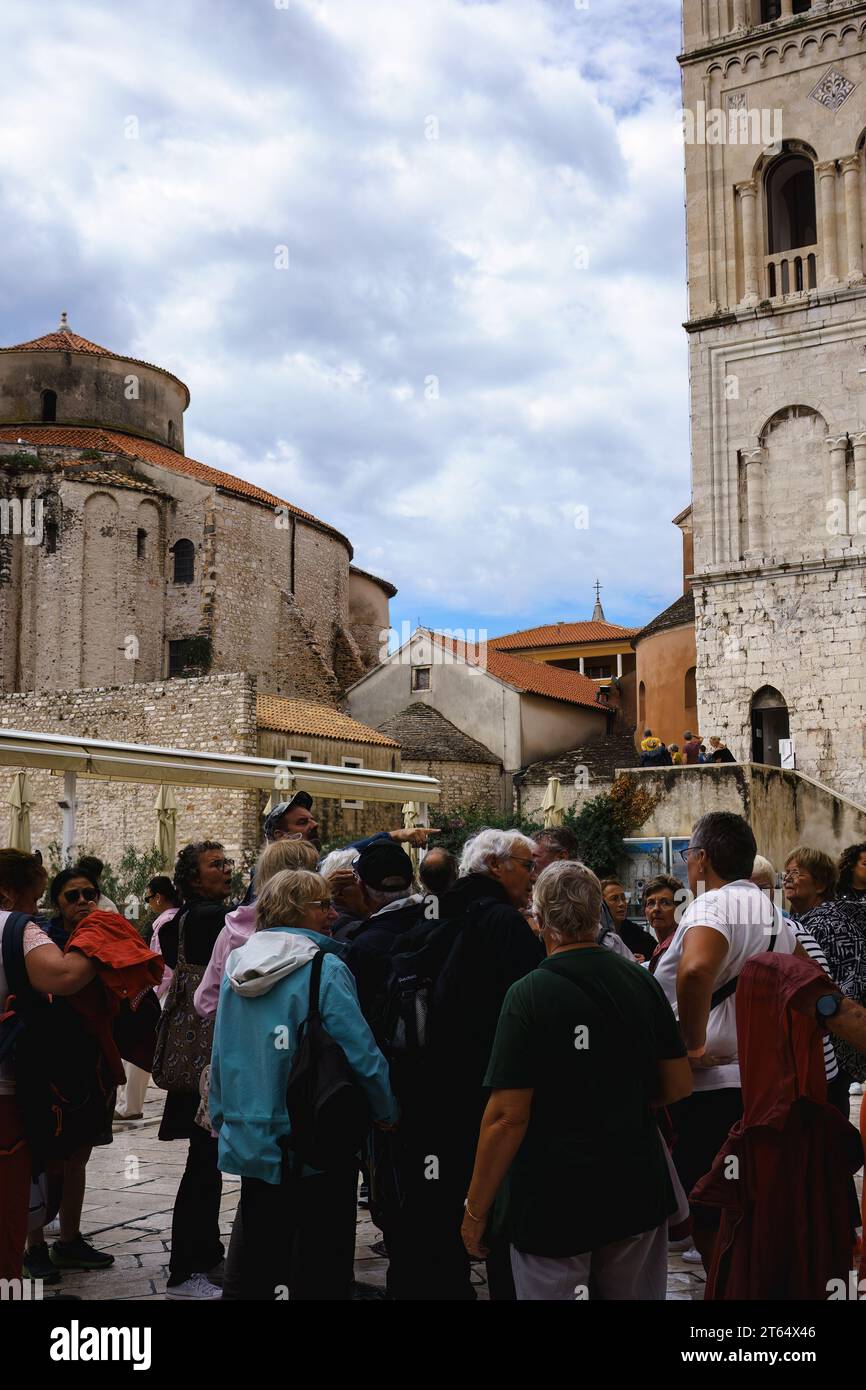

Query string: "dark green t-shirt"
[484, 946, 686, 1257]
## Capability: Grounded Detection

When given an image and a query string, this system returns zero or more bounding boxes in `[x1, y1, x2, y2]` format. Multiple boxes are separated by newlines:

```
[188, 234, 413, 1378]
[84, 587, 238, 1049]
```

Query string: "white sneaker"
[165, 1273, 222, 1299]
[681, 1247, 704, 1264]
[849, 1083, 864, 1096]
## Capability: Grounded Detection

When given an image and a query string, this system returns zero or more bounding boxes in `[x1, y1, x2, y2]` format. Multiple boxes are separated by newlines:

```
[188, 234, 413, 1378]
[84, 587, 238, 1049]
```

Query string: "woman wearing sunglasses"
[24, 865, 115, 1283]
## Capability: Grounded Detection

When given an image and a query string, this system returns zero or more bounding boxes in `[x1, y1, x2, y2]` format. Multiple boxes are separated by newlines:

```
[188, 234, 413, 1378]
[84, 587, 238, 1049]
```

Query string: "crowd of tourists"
[639, 730, 735, 767]
[2, 797, 866, 1301]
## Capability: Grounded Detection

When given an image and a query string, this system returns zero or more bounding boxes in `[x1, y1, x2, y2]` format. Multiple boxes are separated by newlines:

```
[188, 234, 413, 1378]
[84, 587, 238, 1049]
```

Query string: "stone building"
[681, 0, 866, 803]
[0, 318, 401, 861]
[0, 316, 394, 703]
[376, 702, 504, 814]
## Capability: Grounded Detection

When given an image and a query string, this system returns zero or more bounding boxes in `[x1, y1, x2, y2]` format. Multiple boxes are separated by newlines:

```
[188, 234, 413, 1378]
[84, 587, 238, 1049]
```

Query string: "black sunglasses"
[62, 887, 99, 904]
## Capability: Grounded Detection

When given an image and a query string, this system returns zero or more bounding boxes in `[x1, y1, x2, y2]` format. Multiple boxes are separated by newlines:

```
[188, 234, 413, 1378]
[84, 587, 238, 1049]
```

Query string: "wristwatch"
[815, 993, 843, 1026]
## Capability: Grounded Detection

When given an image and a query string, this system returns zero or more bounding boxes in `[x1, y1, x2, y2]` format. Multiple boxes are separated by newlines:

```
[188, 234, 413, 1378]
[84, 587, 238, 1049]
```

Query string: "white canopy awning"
[0, 728, 440, 805]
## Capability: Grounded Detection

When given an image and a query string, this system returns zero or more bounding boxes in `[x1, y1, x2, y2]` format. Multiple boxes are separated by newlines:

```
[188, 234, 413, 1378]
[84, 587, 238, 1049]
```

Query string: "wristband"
[687, 1045, 706, 1059]
[464, 1198, 486, 1223]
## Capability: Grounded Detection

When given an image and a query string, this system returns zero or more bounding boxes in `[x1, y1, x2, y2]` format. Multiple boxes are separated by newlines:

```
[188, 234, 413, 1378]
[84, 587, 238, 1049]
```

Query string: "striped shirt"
[792, 922, 838, 1082]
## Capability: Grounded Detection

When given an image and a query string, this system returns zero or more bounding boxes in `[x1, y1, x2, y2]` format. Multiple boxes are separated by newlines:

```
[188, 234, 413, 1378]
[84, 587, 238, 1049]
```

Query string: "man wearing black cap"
[263, 792, 320, 848]
[343, 841, 425, 1016]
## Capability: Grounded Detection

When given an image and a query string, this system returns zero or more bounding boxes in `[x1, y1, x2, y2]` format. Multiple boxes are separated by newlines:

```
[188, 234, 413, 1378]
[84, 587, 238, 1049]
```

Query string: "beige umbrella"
[541, 775, 565, 829]
[402, 800, 422, 877]
[7, 771, 33, 851]
[154, 784, 178, 870]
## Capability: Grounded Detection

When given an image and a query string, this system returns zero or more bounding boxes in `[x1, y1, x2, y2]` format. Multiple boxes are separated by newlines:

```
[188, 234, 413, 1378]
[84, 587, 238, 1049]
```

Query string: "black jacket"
[344, 899, 429, 1017]
[421, 873, 544, 1093]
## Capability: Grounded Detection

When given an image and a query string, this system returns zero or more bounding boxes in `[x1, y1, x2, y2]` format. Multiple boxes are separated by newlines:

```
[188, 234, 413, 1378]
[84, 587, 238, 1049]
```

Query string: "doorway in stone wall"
[751, 686, 790, 767]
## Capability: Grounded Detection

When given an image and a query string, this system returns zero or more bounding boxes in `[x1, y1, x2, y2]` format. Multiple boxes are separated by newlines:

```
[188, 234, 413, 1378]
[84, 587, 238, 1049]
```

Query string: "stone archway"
[751, 686, 790, 767]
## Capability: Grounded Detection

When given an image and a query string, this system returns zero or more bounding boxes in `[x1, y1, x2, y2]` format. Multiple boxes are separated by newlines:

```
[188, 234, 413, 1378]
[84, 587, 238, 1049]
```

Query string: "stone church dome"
[0, 312, 189, 452]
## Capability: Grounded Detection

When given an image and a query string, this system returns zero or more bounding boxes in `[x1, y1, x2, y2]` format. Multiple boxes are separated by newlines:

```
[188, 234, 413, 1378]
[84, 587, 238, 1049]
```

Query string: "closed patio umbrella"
[7, 771, 33, 851]
[541, 775, 565, 829]
[402, 799, 422, 877]
[154, 784, 178, 871]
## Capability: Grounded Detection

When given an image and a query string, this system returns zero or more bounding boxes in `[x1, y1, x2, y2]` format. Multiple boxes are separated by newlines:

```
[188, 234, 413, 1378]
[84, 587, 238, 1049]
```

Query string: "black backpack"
[284, 950, 371, 1173]
[377, 896, 500, 1064]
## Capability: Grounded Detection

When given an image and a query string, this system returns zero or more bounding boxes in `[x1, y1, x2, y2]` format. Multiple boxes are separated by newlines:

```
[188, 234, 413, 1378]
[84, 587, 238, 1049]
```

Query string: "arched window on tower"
[761, 0, 811, 16]
[684, 667, 697, 712]
[638, 681, 646, 729]
[765, 154, 817, 295]
[41, 390, 57, 423]
[172, 538, 195, 584]
[167, 420, 174, 446]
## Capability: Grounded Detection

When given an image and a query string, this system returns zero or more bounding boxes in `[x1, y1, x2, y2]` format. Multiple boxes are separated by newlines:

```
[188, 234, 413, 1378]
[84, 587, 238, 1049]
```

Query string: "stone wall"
[0, 673, 259, 868]
[402, 757, 505, 815]
[619, 762, 866, 870]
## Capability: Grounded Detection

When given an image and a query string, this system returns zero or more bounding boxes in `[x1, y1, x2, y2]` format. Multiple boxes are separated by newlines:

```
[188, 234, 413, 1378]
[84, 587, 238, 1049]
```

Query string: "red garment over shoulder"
[691, 951, 863, 1300]
[63, 911, 164, 1082]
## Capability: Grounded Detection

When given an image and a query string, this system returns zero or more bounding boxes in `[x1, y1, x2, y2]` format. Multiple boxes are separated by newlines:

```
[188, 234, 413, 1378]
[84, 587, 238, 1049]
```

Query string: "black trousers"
[236, 1164, 357, 1300]
[168, 1125, 224, 1284]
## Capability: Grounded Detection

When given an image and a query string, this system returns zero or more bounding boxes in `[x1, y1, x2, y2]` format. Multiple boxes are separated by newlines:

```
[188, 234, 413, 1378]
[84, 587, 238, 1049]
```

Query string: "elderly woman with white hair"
[386, 826, 545, 1303]
[461, 858, 692, 1301]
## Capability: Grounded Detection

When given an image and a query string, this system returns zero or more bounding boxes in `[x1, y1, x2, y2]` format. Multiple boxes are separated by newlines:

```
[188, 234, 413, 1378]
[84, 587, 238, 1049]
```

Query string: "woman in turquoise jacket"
[210, 868, 397, 1300]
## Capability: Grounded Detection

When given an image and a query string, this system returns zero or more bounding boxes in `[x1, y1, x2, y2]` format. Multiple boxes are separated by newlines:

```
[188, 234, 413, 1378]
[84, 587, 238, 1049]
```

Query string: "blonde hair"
[751, 854, 775, 888]
[255, 869, 330, 930]
[254, 838, 318, 892]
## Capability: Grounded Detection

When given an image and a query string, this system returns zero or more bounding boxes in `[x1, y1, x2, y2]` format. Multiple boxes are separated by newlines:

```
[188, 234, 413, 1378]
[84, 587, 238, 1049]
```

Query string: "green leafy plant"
[564, 774, 660, 878]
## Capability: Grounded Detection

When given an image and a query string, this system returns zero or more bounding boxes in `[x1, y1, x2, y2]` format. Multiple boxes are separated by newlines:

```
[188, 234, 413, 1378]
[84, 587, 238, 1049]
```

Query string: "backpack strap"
[2, 911, 42, 1007]
[709, 908, 780, 1010]
[174, 909, 190, 968]
[306, 948, 325, 1021]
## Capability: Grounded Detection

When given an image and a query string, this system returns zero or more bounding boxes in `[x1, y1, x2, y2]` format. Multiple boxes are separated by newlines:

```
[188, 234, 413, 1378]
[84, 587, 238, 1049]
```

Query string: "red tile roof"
[425, 631, 608, 714]
[1, 329, 190, 403]
[257, 694, 399, 747]
[0, 425, 351, 549]
[489, 620, 640, 650]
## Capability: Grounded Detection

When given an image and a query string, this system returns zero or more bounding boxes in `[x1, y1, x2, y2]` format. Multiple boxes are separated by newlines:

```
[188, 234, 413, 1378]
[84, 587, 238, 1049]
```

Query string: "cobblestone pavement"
[43, 1083, 861, 1302]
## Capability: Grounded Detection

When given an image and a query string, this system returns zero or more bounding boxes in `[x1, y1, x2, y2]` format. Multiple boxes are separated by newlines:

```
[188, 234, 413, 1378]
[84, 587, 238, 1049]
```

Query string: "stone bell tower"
[680, 0, 866, 803]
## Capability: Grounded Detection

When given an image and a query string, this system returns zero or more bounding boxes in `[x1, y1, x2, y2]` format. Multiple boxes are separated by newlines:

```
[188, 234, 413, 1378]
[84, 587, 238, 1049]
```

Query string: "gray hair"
[255, 869, 329, 931]
[751, 854, 775, 888]
[319, 848, 359, 878]
[458, 828, 537, 878]
[533, 860, 601, 944]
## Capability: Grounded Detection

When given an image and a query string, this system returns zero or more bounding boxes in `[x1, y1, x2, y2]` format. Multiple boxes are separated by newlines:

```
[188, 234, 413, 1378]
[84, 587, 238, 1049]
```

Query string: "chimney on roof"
[591, 578, 606, 623]
[57, 311, 70, 333]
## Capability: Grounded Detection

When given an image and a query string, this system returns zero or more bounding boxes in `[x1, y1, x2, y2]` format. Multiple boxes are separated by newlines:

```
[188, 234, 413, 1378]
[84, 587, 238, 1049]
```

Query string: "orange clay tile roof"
[257, 694, 399, 747]
[0, 425, 351, 549]
[489, 620, 640, 650]
[1, 328, 190, 403]
[424, 631, 608, 714]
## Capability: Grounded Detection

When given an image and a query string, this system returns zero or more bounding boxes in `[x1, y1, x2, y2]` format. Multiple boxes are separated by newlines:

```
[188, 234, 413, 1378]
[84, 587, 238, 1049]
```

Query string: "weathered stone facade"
[681, 0, 866, 805]
[0, 322, 393, 703]
[0, 673, 259, 866]
[377, 703, 505, 815]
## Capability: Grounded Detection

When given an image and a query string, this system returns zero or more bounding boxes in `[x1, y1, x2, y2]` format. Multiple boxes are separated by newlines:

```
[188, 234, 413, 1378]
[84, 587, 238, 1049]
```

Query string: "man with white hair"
[387, 827, 544, 1302]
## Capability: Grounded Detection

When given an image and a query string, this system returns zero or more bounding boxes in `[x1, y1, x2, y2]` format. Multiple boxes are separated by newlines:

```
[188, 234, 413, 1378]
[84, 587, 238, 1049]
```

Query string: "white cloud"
[0, 0, 688, 631]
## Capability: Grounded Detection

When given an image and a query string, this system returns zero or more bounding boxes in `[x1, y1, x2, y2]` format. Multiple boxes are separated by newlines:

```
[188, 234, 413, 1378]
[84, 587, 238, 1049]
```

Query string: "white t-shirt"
[653, 880, 797, 1092]
[0, 910, 53, 1096]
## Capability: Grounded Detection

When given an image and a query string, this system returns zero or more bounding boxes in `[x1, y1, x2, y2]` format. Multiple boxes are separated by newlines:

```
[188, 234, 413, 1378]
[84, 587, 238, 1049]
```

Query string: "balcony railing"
[765, 245, 818, 298]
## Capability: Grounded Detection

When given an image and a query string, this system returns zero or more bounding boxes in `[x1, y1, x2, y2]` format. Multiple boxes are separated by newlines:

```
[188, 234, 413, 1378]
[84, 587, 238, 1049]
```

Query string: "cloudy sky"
[0, 0, 689, 639]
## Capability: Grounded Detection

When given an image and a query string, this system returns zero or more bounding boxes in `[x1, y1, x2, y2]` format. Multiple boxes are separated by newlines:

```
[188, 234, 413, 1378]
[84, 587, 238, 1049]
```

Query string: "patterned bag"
[151, 912, 214, 1094]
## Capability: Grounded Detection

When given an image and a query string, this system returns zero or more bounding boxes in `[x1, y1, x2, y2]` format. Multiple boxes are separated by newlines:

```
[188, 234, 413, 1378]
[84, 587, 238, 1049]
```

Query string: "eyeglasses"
[62, 887, 99, 904]
[312, 899, 333, 910]
[144, 892, 155, 903]
[679, 846, 699, 864]
[508, 856, 534, 872]
[207, 859, 234, 871]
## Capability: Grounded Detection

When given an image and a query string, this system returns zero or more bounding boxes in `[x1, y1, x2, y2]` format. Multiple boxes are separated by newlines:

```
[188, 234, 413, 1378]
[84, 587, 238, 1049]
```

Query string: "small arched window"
[638, 681, 646, 728]
[167, 420, 174, 445]
[41, 389, 57, 423]
[685, 666, 697, 711]
[761, 0, 810, 17]
[766, 155, 817, 254]
[172, 538, 195, 584]
[137, 528, 147, 560]
[45, 521, 58, 554]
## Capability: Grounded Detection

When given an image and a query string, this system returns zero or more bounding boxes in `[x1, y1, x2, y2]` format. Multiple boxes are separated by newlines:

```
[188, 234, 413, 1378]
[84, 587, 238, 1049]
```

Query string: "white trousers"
[511, 1220, 668, 1301]
[115, 1061, 150, 1117]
